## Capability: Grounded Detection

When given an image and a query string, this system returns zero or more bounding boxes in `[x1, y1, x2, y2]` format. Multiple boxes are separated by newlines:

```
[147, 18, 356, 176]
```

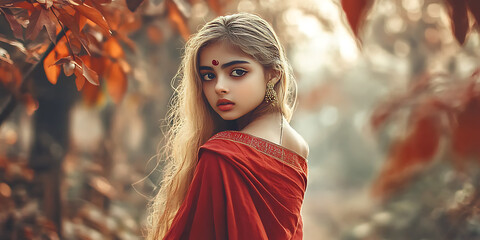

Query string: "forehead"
[198, 41, 253, 65]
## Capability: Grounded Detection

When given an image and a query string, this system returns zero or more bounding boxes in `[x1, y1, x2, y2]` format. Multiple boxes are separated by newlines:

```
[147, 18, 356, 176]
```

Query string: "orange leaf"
[74, 68, 86, 90]
[86, 56, 107, 76]
[166, 0, 190, 40]
[75, 10, 88, 31]
[73, 3, 111, 35]
[106, 62, 127, 103]
[445, 0, 470, 45]
[82, 81, 102, 106]
[105, 37, 124, 59]
[55, 38, 70, 56]
[341, 0, 371, 37]
[44, 49, 60, 84]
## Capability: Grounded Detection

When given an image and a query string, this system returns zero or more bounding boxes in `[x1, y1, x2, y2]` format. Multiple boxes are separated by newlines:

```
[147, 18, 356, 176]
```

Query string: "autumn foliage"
[369, 72, 480, 197]
[0, 0, 145, 113]
[341, 0, 480, 44]
[342, 0, 480, 199]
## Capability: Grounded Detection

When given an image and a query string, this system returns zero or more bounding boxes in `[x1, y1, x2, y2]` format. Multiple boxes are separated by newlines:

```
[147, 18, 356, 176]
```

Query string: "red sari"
[164, 131, 308, 240]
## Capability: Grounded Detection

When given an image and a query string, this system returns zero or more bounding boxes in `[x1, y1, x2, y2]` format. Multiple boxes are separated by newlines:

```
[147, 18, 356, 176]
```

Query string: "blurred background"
[1, 0, 480, 239]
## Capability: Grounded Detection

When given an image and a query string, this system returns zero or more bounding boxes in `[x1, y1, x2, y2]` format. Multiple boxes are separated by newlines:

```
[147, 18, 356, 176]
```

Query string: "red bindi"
[212, 60, 219, 66]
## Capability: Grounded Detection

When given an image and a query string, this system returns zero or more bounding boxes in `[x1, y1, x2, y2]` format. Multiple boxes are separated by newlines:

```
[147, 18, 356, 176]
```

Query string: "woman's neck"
[236, 111, 284, 141]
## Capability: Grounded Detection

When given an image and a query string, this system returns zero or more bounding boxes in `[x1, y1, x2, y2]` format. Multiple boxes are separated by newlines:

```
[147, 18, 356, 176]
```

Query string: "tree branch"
[0, 30, 67, 126]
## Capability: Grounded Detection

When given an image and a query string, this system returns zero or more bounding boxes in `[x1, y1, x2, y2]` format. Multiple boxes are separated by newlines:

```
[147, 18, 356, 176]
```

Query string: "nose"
[214, 75, 229, 94]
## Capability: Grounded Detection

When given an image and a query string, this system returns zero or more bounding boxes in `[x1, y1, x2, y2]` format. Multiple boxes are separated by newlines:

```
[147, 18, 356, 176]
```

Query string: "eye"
[231, 69, 247, 77]
[201, 72, 216, 81]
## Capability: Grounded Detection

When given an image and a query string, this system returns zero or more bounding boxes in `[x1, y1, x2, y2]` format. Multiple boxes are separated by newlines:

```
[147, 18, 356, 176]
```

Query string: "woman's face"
[199, 41, 268, 121]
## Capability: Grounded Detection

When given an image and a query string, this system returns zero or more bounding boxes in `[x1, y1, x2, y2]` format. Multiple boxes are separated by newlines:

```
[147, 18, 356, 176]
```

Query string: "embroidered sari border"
[210, 131, 307, 173]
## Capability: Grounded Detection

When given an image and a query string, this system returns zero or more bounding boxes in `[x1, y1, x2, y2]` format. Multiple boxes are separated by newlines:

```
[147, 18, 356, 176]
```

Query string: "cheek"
[237, 80, 266, 103]
[202, 84, 215, 105]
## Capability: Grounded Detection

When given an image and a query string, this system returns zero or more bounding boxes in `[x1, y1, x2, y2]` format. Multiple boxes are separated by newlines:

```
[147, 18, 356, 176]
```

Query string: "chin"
[217, 112, 241, 121]
[219, 115, 240, 121]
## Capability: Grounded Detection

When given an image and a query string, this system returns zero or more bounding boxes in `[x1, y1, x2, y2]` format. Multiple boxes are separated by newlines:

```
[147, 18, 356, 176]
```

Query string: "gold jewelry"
[280, 112, 283, 145]
[265, 80, 277, 106]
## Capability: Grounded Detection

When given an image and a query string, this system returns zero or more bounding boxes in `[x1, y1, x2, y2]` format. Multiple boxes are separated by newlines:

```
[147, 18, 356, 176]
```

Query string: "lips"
[217, 99, 234, 106]
[216, 99, 235, 111]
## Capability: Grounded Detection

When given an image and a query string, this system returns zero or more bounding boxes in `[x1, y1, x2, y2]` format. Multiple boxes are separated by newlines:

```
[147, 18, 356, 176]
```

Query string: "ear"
[266, 68, 281, 84]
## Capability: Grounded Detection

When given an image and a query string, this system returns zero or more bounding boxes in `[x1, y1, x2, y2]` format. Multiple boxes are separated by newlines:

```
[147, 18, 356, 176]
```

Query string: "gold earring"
[265, 80, 277, 106]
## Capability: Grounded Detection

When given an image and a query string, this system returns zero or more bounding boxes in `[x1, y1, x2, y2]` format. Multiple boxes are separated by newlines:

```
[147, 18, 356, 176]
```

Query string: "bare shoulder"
[282, 124, 309, 160]
[239, 114, 309, 160]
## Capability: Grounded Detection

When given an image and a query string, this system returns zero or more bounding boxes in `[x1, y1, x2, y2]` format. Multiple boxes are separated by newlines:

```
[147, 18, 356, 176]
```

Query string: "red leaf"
[73, 3, 111, 35]
[341, 0, 371, 37]
[54, 9, 90, 54]
[55, 8, 80, 35]
[9, 1, 35, 11]
[74, 10, 87, 31]
[54, 56, 99, 86]
[53, 55, 74, 66]
[106, 61, 127, 103]
[452, 96, 480, 161]
[445, 0, 470, 45]
[85, 0, 112, 5]
[86, 56, 106, 76]
[372, 111, 440, 198]
[76, 58, 99, 86]
[25, 7, 42, 40]
[25, 7, 56, 42]
[126, 0, 145, 12]
[44, 9, 58, 42]
[0, 8, 23, 39]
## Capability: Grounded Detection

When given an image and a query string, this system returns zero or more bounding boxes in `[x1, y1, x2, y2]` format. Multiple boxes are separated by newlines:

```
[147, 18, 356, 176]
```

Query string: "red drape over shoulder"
[164, 131, 308, 240]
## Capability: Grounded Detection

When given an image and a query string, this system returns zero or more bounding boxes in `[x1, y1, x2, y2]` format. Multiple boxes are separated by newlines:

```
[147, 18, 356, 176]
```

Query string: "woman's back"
[164, 130, 308, 239]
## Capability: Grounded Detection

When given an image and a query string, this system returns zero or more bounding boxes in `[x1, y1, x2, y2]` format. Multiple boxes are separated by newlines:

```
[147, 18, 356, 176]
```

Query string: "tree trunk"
[28, 66, 79, 237]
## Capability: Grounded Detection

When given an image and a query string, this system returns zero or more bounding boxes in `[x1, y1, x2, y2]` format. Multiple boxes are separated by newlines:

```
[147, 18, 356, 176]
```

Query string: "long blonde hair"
[146, 12, 297, 239]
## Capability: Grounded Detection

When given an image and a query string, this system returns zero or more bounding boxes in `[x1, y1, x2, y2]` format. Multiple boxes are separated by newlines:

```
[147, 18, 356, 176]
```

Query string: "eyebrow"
[199, 60, 250, 71]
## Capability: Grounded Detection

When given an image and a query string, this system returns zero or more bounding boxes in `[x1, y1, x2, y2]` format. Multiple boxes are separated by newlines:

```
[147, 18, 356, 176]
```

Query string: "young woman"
[146, 13, 309, 240]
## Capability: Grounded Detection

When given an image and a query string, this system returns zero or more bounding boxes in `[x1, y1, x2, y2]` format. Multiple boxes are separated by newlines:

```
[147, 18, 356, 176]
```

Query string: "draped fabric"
[164, 131, 308, 240]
